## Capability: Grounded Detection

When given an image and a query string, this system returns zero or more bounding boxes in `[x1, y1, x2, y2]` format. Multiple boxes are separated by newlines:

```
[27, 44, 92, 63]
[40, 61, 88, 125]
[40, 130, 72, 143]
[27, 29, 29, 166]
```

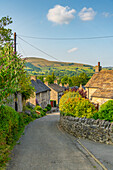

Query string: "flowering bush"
[64, 87, 87, 98]
[59, 91, 96, 118]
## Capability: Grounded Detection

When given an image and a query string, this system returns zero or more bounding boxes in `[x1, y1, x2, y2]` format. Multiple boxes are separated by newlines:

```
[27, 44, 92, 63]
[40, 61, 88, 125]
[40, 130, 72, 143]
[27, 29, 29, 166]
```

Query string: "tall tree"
[45, 72, 56, 84]
[0, 16, 34, 104]
[0, 16, 13, 48]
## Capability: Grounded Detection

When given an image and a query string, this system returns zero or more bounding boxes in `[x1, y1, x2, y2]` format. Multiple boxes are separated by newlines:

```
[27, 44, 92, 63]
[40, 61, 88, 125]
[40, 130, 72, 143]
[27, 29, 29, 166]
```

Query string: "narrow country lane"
[7, 113, 102, 170]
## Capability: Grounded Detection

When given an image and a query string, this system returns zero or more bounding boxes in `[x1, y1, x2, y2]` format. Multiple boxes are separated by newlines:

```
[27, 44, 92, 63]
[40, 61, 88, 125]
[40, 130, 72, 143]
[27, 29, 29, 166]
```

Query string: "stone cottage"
[28, 76, 51, 108]
[85, 62, 113, 106]
[7, 92, 23, 112]
[45, 81, 65, 106]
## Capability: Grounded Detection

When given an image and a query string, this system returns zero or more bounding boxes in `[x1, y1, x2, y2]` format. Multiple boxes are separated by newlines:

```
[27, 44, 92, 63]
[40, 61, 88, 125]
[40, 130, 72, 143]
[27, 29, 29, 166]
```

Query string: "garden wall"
[60, 114, 113, 145]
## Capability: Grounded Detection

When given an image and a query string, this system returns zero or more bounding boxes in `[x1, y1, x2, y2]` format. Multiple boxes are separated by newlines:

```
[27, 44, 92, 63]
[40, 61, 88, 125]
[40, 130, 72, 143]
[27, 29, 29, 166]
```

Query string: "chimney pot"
[98, 62, 100, 66]
[95, 62, 102, 73]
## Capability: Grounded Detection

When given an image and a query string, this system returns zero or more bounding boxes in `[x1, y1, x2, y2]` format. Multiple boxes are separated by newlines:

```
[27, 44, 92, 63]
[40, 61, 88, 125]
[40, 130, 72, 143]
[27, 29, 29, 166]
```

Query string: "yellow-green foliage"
[59, 91, 96, 118]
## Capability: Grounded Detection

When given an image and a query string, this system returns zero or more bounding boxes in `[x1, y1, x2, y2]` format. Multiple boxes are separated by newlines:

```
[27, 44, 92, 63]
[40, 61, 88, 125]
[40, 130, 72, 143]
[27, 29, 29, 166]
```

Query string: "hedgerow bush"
[93, 100, 113, 122]
[43, 108, 47, 113]
[59, 91, 96, 118]
[0, 105, 34, 167]
[46, 104, 51, 111]
[34, 105, 42, 111]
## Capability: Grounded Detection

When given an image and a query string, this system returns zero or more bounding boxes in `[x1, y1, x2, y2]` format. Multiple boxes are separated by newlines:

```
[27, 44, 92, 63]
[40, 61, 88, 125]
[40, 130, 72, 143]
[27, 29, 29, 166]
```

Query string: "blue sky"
[1, 0, 113, 66]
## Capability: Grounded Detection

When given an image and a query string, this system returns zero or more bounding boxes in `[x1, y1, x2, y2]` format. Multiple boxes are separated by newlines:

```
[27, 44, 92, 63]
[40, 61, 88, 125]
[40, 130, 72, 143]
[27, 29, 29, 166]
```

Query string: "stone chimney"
[59, 83, 62, 87]
[64, 83, 69, 88]
[31, 76, 37, 81]
[44, 81, 48, 86]
[95, 62, 102, 73]
[54, 80, 58, 84]
[79, 84, 83, 90]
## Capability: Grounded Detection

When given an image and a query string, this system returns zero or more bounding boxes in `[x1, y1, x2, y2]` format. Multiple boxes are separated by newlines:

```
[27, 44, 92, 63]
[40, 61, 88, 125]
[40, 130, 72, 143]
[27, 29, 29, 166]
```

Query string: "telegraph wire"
[17, 36, 62, 62]
[18, 34, 113, 40]
[18, 43, 27, 57]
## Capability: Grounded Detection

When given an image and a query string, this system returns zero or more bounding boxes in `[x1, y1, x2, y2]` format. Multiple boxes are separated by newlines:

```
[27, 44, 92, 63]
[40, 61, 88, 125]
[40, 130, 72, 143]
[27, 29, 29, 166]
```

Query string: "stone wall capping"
[95, 119, 100, 125]
[110, 122, 113, 132]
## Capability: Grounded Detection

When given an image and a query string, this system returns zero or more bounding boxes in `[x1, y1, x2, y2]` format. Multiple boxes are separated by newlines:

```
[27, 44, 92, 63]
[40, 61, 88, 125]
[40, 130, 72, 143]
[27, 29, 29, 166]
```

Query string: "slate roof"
[85, 70, 113, 88]
[92, 88, 113, 99]
[31, 79, 51, 94]
[48, 84, 66, 92]
[85, 70, 113, 98]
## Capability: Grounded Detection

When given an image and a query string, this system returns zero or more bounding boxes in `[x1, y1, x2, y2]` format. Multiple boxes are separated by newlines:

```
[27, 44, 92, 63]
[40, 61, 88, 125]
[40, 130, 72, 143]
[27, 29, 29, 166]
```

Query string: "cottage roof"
[48, 84, 66, 92]
[31, 79, 51, 94]
[85, 70, 113, 88]
[92, 88, 113, 99]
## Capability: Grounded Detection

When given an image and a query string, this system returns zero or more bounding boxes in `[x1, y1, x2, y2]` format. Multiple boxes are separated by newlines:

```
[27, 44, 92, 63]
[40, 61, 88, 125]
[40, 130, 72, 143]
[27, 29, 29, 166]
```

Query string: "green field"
[24, 57, 95, 77]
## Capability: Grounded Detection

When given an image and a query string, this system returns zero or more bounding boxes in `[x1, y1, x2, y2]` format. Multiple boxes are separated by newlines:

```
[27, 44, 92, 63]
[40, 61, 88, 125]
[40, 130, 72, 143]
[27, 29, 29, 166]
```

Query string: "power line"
[18, 43, 27, 57]
[18, 34, 113, 40]
[17, 36, 62, 62]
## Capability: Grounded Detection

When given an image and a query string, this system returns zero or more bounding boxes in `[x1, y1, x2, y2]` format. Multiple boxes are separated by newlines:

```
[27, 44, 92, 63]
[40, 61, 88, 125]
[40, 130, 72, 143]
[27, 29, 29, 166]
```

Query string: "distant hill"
[25, 57, 92, 68]
[24, 57, 95, 77]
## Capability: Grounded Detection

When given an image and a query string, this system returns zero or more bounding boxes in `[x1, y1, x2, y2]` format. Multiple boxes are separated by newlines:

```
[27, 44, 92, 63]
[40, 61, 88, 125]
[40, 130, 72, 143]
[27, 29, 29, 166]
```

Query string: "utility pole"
[14, 32, 18, 111]
[14, 32, 16, 53]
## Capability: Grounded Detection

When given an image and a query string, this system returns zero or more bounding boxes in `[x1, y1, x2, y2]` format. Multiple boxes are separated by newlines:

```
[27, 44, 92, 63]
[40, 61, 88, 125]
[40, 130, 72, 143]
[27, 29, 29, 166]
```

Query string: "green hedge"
[93, 100, 113, 122]
[0, 105, 33, 167]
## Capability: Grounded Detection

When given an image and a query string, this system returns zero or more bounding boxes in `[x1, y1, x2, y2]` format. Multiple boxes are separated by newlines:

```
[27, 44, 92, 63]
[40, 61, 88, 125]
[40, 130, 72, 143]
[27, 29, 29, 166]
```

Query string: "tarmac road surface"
[7, 113, 102, 170]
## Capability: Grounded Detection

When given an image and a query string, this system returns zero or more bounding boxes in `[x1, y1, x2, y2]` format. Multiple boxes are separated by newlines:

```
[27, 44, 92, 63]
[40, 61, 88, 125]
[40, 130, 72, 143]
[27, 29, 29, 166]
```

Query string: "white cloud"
[68, 47, 78, 53]
[47, 5, 76, 24]
[78, 7, 96, 21]
[102, 12, 113, 18]
[102, 12, 110, 18]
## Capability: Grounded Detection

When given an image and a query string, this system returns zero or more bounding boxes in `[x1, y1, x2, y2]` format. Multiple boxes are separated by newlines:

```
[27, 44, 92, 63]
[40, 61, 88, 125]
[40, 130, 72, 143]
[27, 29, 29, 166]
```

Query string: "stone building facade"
[7, 92, 23, 112]
[85, 62, 113, 106]
[28, 76, 51, 108]
[45, 81, 65, 105]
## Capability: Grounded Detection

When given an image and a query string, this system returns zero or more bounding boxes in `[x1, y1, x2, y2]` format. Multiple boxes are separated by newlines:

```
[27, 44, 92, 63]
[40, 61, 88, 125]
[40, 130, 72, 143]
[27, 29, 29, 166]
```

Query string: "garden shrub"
[43, 108, 47, 113]
[59, 91, 96, 118]
[34, 105, 42, 111]
[46, 104, 51, 111]
[40, 110, 46, 116]
[93, 100, 113, 122]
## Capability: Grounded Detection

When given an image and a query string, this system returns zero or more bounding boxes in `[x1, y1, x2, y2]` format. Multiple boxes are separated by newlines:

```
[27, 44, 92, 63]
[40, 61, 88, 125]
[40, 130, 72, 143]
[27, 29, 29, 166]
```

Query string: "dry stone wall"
[60, 114, 113, 145]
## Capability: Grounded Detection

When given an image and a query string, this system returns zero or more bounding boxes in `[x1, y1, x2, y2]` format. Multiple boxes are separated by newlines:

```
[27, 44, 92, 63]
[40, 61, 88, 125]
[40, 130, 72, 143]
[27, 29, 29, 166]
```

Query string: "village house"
[28, 76, 51, 108]
[7, 92, 23, 112]
[45, 81, 66, 107]
[85, 62, 113, 106]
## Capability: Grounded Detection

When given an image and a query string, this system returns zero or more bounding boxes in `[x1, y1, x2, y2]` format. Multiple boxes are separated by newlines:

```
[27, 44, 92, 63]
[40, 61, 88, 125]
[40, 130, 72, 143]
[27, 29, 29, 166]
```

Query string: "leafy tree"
[45, 72, 56, 84]
[0, 16, 13, 48]
[52, 72, 56, 81]
[37, 76, 44, 83]
[71, 76, 80, 87]
[71, 72, 90, 87]
[79, 72, 90, 85]
[68, 77, 73, 87]
[61, 75, 68, 85]
[0, 16, 34, 104]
